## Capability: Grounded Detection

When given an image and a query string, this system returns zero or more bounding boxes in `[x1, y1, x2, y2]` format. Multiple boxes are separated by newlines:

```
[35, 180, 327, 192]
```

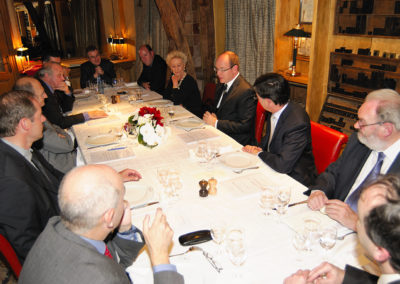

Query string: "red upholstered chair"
[202, 83, 216, 107]
[311, 121, 348, 174]
[0, 234, 22, 278]
[255, 101, 266, 144]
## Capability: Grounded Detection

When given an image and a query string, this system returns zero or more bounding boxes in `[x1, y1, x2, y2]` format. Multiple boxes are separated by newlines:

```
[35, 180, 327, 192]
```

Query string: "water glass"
[259, 186, 275, 216]
[226, 229, 247, 267]
[292, 230, 308, 262]
[303, 217, 321, 251]
[319, 226, 337, 260]
[275, 186, 291, 216]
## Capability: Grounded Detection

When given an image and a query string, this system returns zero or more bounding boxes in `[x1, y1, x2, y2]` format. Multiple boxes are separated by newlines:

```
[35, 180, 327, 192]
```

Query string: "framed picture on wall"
[300, 0, 314, 23]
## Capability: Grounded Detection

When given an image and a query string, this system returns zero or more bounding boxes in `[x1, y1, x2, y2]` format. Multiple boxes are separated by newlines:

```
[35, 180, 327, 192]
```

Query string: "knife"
[130, 201, 159, 210]
[87, 142, 118, 149]
[288, 200, 308, 207]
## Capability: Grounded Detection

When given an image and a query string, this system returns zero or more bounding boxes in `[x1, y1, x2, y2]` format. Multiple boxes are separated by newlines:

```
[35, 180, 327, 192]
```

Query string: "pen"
[107, 146, 127, 151]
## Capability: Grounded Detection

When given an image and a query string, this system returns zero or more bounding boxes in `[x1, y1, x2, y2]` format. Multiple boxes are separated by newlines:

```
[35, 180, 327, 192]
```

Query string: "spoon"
[233, 166, 259, 174]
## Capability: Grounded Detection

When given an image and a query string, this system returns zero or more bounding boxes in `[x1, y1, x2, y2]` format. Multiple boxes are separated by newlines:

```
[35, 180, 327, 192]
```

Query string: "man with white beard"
[305, 89, 400, 231]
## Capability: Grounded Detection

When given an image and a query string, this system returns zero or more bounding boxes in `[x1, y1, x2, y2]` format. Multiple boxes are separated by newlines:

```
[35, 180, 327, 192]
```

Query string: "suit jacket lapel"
[388, 152, 400, 173]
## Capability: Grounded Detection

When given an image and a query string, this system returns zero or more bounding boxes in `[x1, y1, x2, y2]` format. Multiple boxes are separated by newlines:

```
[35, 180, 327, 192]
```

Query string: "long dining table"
[71, 84, 373, 283]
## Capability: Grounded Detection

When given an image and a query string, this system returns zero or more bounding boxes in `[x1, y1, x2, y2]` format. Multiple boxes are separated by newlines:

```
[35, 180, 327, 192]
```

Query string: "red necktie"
[104, 245, 113, 259]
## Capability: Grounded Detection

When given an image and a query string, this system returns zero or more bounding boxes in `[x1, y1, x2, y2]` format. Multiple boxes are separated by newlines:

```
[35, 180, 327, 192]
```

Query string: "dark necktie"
[104, 245, 113, 259]
[345, 152, 385, 212]
[31, 151, 54, 187]
[216, 84, 228, 109]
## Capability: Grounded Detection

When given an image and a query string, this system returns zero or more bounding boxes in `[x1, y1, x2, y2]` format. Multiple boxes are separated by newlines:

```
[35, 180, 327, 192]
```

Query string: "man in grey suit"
[285, 174, 400, 284]
[203, 51, 257, 145]
[19, 164, 184, 284]
[14, 76, 77, 173]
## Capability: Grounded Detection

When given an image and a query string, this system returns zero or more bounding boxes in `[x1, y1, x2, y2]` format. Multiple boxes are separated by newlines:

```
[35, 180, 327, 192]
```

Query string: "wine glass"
[167, 106, 175, 125]
[292, 230, 307, 262]
[210, 224, 226, 256]
[303, 217, 321, 251]
[195, 141, 207, 163]
[275, 186, 291, 217]
[226, 229, 247, 278]
[319, 226, 337, 260]
[157, 168, 169, 187]
[259, 186, 275, 217]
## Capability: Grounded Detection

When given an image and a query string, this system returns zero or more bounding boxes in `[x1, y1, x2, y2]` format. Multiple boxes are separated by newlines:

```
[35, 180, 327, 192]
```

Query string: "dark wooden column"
[154, 0, 196, 79]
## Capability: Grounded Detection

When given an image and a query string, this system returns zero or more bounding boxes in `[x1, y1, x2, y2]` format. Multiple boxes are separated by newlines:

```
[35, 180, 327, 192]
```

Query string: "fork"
[233, 166, 259, 174]
[337, 231, 356, 240]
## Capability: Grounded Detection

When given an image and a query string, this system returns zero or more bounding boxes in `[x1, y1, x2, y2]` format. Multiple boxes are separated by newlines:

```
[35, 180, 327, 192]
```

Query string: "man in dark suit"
[20, 164, 184, 284]
[0, 90, 62, 263]
[38, 62, 107, 129]
[285, 175, 400, 284]
[242, 73, 317, 186]
[137, 44, 168, 93]
[203, 51, 257, 145]
[80, 45, 116, 88]
[306, 89, 400, 231]
[0, 90, 141, 263]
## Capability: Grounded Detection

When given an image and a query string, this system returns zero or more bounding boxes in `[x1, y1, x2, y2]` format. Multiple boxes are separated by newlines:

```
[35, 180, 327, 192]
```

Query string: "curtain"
[70, 0, 100, 57]
[134, 0, 168, 80]
[43, 2, 60, 52]
[225, 0, 276, 85]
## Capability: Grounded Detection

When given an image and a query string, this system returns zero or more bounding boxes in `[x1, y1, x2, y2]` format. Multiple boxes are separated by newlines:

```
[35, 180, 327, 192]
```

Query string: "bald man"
[203, 51, 256, 145]
[20, 165, 184, 284]
[137, 44, 167, 93]
[14, 76, 76, 173]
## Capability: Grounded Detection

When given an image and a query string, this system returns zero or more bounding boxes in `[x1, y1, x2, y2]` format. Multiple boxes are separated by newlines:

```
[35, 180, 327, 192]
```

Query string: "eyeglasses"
[213, 65, 235, 73]
[356, 120, 386, 129]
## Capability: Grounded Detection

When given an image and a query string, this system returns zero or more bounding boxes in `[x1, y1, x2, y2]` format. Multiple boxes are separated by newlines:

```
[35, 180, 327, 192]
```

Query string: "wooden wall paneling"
[119, 0, 136, 60]
[154, 0, 196, 79]
[213, 0, 225, 56]
[306, 0, 335, 122]
[199, 0, 215, 84]
[273, 0, 300, 73]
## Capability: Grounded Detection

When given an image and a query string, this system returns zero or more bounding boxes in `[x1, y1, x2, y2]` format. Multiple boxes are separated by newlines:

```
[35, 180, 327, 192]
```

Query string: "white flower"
[155, 124, 165, 137]
[140, 123, 159, 146]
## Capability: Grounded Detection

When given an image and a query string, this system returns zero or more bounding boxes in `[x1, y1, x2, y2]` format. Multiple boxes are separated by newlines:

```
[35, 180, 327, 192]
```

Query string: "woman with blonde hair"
[163, 50, 203, 117]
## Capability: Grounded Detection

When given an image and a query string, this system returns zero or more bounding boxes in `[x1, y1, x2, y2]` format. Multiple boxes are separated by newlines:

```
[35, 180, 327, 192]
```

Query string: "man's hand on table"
[307, 262, 345, 284]
[118, 200, 132, 233]
[242, 145, 262, 155]
[324, 200, 358, 231]
[142, 82, 151, 90]
[307, 190, 328, 210]
[284, 269, 311, 284]
[142, 208, 173, 267]
[119, 169, 142, 182]
[87, 110, 108, 120]
[203, 111, 217, 126]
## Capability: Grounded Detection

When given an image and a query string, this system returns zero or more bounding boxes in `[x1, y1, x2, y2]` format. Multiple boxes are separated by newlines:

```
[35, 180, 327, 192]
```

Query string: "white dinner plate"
[85, 134, 119, 146]
[218, 152, 258, 169]
[175, 118, 204, 129]
[125, 82, 138, 87]
[124, 183, 154, 206]
[146, 100, 173, 107]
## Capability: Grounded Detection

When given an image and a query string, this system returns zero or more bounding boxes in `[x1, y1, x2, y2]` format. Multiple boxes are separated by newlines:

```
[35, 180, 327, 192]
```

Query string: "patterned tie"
[104, 245, 113, 259]
[216, 84, 228, 109]
[345, 152, 385, 212]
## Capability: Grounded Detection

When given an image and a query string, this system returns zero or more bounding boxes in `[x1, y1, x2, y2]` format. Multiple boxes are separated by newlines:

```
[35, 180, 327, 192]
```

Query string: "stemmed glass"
[226, 229, 247, 278]
[275, 186, 291, 219]
[303, 217, 321, 251]
[210, 223, 226, 256]
[167, 106, 175, 125]
[259, 186, 275, 217]
[292, 230, 308, 262]
[319, 227, 337, 260]
[195, 141, 207, 163]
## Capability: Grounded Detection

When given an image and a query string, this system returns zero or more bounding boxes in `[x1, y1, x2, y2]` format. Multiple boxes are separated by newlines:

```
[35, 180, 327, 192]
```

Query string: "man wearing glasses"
[203, 51, 257, 145]
[306, 89, 400, 231]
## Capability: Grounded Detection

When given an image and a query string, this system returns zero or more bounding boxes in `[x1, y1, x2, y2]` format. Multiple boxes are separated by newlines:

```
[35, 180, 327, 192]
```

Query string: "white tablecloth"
[72, 87, 370, 283]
